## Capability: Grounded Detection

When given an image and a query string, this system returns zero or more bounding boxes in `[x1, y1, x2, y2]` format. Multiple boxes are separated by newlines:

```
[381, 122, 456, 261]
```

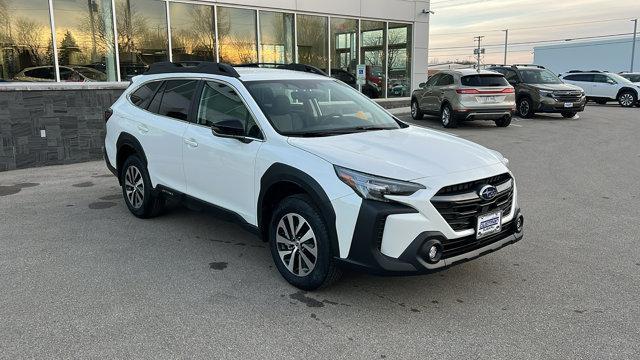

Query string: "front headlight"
[334, 165, 425, 202]
[489, 149, 509, 168]
[539, 90, 553, 97]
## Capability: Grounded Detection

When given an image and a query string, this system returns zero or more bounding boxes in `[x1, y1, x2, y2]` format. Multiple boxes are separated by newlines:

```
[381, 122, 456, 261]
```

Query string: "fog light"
[516, 214, 524, 233]
[422, 240, 443, 264]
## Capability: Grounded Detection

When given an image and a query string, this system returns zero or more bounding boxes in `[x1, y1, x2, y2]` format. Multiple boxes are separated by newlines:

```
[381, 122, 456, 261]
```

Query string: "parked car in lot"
[619, 72, 640, 85]
[13, 65, 107, 82]
[559, 70, 640, 107]
[488, 64, 586, 118]
[104, 62, 524, 290]
[411, 69, 515, 128]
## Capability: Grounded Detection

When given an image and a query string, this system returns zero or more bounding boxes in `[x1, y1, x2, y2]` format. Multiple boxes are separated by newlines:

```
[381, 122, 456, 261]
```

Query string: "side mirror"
[419, 82, 427, 88]
[211, 119, 249, 142]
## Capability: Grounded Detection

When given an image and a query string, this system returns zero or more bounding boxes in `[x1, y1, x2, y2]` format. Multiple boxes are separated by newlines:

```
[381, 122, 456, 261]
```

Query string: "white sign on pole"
[356, 64, 366, 85]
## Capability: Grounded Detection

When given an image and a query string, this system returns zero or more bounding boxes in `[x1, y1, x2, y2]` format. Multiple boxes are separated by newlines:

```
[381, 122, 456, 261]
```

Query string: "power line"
[429, 32, 634, 50]
[430, 17, 633, 37]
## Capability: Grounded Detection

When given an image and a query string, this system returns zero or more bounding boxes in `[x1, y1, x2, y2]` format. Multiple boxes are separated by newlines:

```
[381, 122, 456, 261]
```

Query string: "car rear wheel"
[121, 155, 164, 218]
[495, 115, 512, 127]
[618, 91, 637, 107]
[440, 103, 457, 128]
[411, 99, 424, 120]
[269, 194, 341, 290]
[561, 111, 577, 118]
[517, 97, 534, 118]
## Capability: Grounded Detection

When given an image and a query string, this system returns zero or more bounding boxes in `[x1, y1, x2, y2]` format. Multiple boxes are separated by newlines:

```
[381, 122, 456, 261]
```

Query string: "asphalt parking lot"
[1, 104, 639, 359]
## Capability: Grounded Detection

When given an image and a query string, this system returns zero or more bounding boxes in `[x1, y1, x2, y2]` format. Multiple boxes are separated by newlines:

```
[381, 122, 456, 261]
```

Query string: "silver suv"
[411, 69, 516, 128]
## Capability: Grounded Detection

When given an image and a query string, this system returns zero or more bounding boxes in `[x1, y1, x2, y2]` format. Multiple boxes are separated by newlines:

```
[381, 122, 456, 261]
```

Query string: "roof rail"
[512, 64, 546, 69]
[144, 61, 240, 78]
[235, 63, 328, 76]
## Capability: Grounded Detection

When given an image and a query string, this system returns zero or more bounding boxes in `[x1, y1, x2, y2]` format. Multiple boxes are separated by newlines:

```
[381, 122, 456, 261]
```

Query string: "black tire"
[269, 194, 342, 290]
[411, 98, 424, 120]
[120, 155, 164, 219]
[617, 91, 637, 108]
[561, 111, 577, 119]
[440, 103, 457, 128]
[595, 99, 608, 105]
[494, 115, 512, 127]
[517, 97, 534, 118]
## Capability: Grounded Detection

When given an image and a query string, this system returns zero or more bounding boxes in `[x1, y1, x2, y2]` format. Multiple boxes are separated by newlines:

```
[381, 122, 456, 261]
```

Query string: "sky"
[428, 0, 640, 65]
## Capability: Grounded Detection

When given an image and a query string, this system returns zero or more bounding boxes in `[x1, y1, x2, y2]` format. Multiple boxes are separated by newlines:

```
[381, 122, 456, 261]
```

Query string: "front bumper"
[537, 97, 586, 113]
[337, 199, 524, 276]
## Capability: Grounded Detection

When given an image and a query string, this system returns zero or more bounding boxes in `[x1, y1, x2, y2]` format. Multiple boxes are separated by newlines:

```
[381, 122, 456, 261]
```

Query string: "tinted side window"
[436, 74, 454, 86]
[594, 74, 615, 84]
[425, 74, 441, 86]
[564, 74, 593, 82]
[130, 81, 161, 109]
[197, 81, 261, 138]
[158, 80, 198, 121]
[147, 82, 166, 114]
[461, 75, 509, 87]
[25, 67, 54, 80]
[504, 70, 519, 82]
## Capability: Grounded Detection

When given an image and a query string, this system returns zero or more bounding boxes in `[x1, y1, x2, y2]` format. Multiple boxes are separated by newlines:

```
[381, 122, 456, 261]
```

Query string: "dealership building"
[0, 0, 431, 170]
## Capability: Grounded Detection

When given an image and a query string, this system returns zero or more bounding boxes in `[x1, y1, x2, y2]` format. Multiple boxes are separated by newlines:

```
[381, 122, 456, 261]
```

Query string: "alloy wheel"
[620, 93, 634, 107]
[441, 107, 451, 126]
[275, 213, 318, 277]
[411, 102, 418, 118]
[124, 165, 144, 209]
[519, 100, 530, 117]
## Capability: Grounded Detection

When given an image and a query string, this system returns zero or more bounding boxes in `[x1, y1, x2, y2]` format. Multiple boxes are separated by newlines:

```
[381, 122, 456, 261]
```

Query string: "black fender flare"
[115, 132, 148, 181]
[258, 163, 339, 257]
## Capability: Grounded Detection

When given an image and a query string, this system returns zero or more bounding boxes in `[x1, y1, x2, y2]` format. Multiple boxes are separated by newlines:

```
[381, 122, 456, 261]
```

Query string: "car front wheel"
[561, 111, 577, 118]
[517, 97, 534, 118]
[411, 99, 424, 120]
[618, 91, 637, 107]
[269, 195, 341, 290]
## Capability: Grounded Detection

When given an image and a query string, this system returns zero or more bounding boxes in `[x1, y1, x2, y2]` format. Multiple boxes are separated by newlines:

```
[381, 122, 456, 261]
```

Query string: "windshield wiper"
[284, 126, 397, 138]
[350, 125, 397, 131]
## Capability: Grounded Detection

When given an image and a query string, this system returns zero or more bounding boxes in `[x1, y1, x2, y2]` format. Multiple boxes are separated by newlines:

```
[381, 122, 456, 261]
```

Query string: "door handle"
[184, 138, 198, 148]
[137, 124, 149, 134]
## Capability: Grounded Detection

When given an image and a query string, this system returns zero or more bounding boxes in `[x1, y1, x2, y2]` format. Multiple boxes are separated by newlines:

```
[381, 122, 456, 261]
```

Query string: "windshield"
[519, 69, 562, 84]
[608, 73, 633, 84]
[245, 79, 403, 137]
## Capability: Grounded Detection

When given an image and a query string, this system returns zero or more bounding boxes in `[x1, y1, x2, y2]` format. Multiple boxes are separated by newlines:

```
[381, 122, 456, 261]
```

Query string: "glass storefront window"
[330, 17, 357, 89]
[169, 2, 215, 64]
[388, 23, 411, 98]
[53, 0, 117, 82]
[296, 14, 328, 72]
[360, 20, 386, 98]
[0, 0, 55, 82]
[259, 11, 294, 64]
[115, 0, 167, 81]
[217, 7, 257, 64]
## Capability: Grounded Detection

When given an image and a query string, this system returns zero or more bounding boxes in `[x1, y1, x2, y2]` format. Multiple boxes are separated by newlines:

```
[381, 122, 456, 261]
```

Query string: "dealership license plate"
[476, 211, 502, 239]
[564, 102, 573, 108]
[478, 96, 499, 103]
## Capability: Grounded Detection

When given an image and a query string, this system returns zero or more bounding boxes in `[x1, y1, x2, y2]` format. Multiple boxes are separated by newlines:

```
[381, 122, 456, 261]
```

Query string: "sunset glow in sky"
[428, 0, 640, 65]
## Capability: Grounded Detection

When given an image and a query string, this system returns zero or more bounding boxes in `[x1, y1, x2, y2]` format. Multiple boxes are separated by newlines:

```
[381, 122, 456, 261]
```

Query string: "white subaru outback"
[104, 62, 524, 290]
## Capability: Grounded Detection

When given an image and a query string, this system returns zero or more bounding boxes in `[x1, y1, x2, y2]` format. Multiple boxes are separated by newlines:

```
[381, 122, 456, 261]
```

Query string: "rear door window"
[436, 74, 454, 86]
[130, 81, 161, 109]
[461, 75, 508, 87]
[564, 74, 594, 82]
[157, 80, 198, 121]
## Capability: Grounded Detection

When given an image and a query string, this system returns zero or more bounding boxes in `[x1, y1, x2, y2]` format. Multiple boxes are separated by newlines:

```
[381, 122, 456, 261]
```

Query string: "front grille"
[431, 173, 513, 232]
[552, 91, 583, 102]
[441, 220, 515, 259]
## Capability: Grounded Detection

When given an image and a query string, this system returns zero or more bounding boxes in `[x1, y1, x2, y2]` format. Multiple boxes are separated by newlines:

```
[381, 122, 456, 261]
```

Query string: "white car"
[104, 62, 524, 290]
[620, 72, 640, 85]
[559, 70, 640, 107]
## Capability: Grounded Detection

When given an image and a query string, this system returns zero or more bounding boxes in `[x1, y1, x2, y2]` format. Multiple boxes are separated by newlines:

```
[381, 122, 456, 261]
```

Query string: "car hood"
[531, 83, 583, 91]
[288, 126, 503, 181]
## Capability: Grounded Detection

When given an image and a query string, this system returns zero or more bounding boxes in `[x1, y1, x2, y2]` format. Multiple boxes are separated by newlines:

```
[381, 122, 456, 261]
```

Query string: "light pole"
[474, 36, 484, 69]
[502, 29, 508, 65]
[631, 19, 638, 72]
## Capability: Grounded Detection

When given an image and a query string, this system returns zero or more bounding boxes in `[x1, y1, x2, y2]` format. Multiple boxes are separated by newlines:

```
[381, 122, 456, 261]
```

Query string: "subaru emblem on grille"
[478, 185, 498, 200]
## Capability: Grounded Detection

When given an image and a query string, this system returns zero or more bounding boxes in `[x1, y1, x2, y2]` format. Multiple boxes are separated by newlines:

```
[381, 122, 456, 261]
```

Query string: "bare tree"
[13, 17, 50, 65]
